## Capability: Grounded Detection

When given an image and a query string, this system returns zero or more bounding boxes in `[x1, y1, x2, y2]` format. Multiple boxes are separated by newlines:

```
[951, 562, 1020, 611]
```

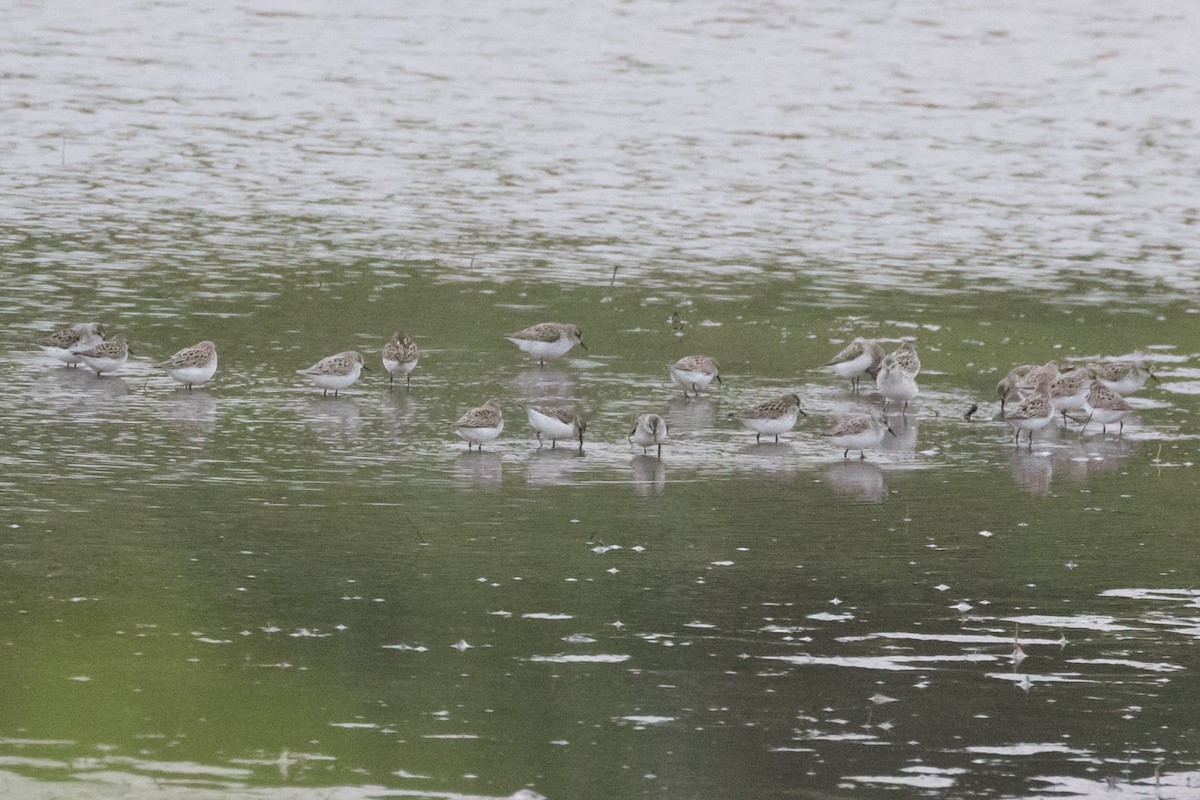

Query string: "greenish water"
[4, 1, 1200, 798]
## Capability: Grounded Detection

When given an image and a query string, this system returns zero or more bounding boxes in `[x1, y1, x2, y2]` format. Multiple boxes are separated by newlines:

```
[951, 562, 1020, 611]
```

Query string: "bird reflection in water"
[455, 451, 503, 491]
[526, 446, 583, 488]
[823, 460, 887, 503]
[630, 454, 665, 496]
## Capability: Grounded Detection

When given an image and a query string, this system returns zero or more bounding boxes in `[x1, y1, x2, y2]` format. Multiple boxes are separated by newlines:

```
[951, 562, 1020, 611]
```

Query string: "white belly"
[80, 354, 128, 375]
[384, 356, 418, 376]
[1089, 407, 1130, 425]
[877, 371, 918, 401]
[1100, 377, 1144, 395]
[508, 337, 574, 360]
[741, 412, 798, 436]
[307, 366, 362, 390]
[632, 429, 666, 448]
[831, 352, 872, 379]
[526, 409, 575, 440]
[669, 367, 714, 389]
[1007, 414, 1051, 433]
[830, 427, 885, 452]
[166, 361, 217, 386]
[42, 346, 84, 365]
[457, 420, 504, 443]
[1051, 391, 1088, 414]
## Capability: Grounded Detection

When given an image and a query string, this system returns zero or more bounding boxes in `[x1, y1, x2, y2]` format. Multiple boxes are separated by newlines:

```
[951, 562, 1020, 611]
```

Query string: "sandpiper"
[997, 364, 1036, 414]
[1082, 381, 1133, 436]
[668, 355, 721, 398]
[504, 322, 587, 366]
[1049, 367, 1093, 424]
[824, 337, 884, 392]
[1095, 358, 1157, 396]
[75, 334, 130, 377]
[35, 322, 105, 367]
[453, 398, 504, 450]
[876, 355, 919, 413]
[524, 406, 586, 450]
[823, 409, 895, 459]
[732, 393, 805, 443]
[629, 413, 667, 457]
[296, 351, 368, 397]
[382, 333, 419, 389]
[158, 340, 217, 389]
[888, 340, 921, 376]
[1001, 374, 1054, 447]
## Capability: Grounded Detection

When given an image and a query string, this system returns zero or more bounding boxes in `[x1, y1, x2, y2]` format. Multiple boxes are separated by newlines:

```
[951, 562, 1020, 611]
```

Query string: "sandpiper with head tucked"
[505, 322, 587, 366]
[382, 333, 419, 389]
[668, 355, 721, 398]
[35, 322, 105, 367]
[732, 393, 806, 444]
[823, 408, 895, 459]
[525, 406, 586, 451]
[453, 398, 504, 450]
[158, 340, 217, 389]
[297, 351, 368, 397]
[888, 340, 921, 376]
[824, 337, 884, 393]
[75, 334, 130, 377]
[630, 413, 667, 457]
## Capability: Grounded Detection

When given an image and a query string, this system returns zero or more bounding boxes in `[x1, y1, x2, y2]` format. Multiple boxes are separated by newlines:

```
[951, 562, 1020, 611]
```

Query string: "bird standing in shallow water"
[504, 322, 587, 366]
[824, 337, 884, 393]
[75, 334, 130, 377]
[525, 406, 586, 451]
[158, 340, 217, 389]
[453, 398, 504, 450]
[630, 413, 667, 457]
[823, 409, 895, 459]
[296, 351, 368, 397]
[667, 355, 721, 398]
[382, 333, 419, 389]
[732, 393, 806, 443]
[35, 322, 104, 367]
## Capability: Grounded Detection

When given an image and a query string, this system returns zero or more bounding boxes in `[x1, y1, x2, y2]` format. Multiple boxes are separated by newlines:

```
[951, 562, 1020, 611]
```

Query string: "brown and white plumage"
[1049, 367, 1094, 422]
[668, 354, 721, 397]
[158, 340, 217, 389]
[504, 322, 587, 365]
[825, 337, 885, 392]
[888, 340, 921, 376]
[1016, 360, 1061, 397]
[454, 398, 504, 449]
[1083, 381, 1133, 436]
[382, 333, 419, 389]
[35, 322, 105, 367]
[297, 351, 367, 396]
[1094, 358, 1157, 396]
[1002, 373, 1054, 446]
[876, 354, 919, 412]
[823, 408, 895, 459]
[732, 393, 806, 443]
[75, 334, 129, 377]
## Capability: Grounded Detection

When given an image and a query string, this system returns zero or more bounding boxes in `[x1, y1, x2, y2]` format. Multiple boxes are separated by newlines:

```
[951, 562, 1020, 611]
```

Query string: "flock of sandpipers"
[33, 322, 1157, 459]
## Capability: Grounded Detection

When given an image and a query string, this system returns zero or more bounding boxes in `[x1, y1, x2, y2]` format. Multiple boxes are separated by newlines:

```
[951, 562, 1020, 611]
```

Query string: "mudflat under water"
[2, 1, 1199, 798]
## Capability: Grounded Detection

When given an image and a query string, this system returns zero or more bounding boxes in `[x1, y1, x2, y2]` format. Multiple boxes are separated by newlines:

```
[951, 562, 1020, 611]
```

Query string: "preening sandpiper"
[630, 413, 667, 457]
[453, 398, 504, 450]
[668, 355, 721, 398]
[823, 408, 895, 459]
[825, 337, 884, 392]
[732, 393, 805, 444]
[35, 322, 105, 368]
[382, 333, 419, 389]
[158, 340, 217, 389]
[75, 334, 130, 377]
[297, 351, 368, 397]
[504, 322, 587, 366]
[524, 406, 586, 450]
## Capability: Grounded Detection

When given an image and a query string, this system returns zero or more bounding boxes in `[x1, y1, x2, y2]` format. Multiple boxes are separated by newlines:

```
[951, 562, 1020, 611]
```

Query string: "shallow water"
[2, 1, 1200, 798]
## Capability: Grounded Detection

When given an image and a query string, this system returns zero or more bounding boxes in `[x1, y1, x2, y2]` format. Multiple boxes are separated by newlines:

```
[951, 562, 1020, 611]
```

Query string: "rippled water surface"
[2, 1, 1200, 798]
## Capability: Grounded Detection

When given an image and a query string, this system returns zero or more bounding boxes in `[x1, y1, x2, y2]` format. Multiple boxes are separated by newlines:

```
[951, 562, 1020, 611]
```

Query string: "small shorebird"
[453, 398, 504, 450]
[823, 409, 895, 459]
[629, 413, 667, 457]
[382, 333, 419, 389]
[824, 337, 884, 393]
[296, 351, 368, 397]
[1094, 358, 1157, 396]
[668, 355, 721, 398]
[1049, 367, 1093, 424]
[35, 322, 105, 367]
[1001, 374, 1054, 448]
[1016, 360, 1062, 397]
[75, 334, 130, 377]
[876, 355, 918, 413]
[1081, 381, 1133, 436]
[888, 340, 921, 376]
[524, 406, 586, 450]
[158, 340, 217, 389]
[732, 393, 805, 443]
[997, 364, 1036, 414]
[504, 322, 587, 365]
